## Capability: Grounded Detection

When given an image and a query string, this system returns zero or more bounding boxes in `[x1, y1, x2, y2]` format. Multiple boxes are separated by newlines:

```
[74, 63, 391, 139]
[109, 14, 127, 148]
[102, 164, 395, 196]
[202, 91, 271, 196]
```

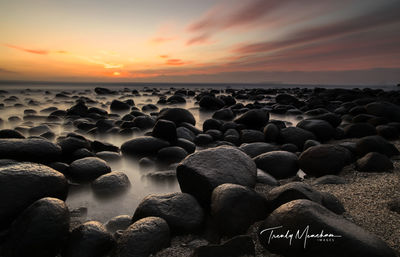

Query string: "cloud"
[165, 59, 186, 66]
[233, 1, 400, 54]
[150, 37, 175, 44]
[0, 67, 18, 74]
[3, 44, 49, 55]
[186, 33, 211, 46]
[159, 55, 169, 59]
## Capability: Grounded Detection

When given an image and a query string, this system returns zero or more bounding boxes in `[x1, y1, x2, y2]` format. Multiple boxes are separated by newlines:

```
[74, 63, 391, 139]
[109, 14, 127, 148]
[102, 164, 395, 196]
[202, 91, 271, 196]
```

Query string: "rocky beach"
[0, 84, 399, 257]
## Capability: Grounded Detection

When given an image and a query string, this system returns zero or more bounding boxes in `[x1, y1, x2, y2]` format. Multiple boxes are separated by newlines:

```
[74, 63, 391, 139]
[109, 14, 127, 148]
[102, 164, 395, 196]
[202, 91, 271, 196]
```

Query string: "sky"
[1, 0, 400, 85]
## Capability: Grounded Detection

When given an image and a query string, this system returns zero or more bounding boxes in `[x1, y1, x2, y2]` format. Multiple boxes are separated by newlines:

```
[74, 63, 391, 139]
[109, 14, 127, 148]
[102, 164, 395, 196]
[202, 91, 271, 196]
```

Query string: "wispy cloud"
[165, 59, 186, 66]
[0, 67, 18, 74]
[150, 37, 175, 45]
[4, 44, 49, 55]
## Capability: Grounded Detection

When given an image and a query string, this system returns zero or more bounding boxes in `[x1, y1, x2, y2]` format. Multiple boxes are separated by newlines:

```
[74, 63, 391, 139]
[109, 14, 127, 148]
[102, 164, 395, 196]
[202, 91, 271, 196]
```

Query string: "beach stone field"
[0, 85, 399, 257]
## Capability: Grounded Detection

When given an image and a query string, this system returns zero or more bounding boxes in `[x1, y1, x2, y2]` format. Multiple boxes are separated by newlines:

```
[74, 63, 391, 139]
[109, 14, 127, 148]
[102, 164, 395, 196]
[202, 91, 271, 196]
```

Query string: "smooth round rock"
[68, 157, 111, 183]
[91, 171, 131, 197]
[254, 151, 298, 179]
[355, 135, 399, 157]
[235, 109, 269, 129]
[279, 127, 316, 149]
[356, 152, 393, 172]
[121, 136, 170, 157]
[157, 108, 196, 126]
[104, 215, 132, 233]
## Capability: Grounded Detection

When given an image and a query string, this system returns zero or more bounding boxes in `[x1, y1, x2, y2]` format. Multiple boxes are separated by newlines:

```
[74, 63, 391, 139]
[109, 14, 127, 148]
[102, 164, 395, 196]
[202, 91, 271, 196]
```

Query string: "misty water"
[0, 83, 370, 222]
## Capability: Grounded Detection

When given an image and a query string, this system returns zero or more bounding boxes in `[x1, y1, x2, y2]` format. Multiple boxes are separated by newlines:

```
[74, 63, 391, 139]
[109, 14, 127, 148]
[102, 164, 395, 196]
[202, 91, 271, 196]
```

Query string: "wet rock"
[254, 151, 298, 179]
[344, 123, 377, 138]
[234, 109, 269, 129]
[240, 129, 265, 143]
[199, 95, 225, 110]
[211, 183, 269, 236]
[132, 115, 155, 130]
[259, 199, 396, 257]
[257, 169, 280, 186]
[192, 235, 255, 257]
[96, 151, 121, 162]
[91, 171, 131, 197]
[104, 215, 132, 233]
[279, 127, 316, 149]
[365, 101, 400, 122]
[72, 148, 95, 160]
[297, 119, 335, 142]
[0, 138, 61, 163]
[68, 157, 111, 183]
[0, 162, 68, 229]
[167, 95, 186, 104]
[312, 113, 342, 127]
[67, 101, 88, 116]
[280, 143, 299, 153]
[177, 127, 196, 142]
[263, 123, 280, 142]
[239, 142, 279, 158]
[267, 182, 344, 214]
[177, 146, 257, 206]
[121, 136, 170, 157]
[376, 125, 399, 140]
[212, 108, 234, 120]
[356, 152, 393, 172]
[152, 119, 177, 142]
[1, 198, 70, 257]
[157, 146, 188, 164]
[157, 108, 196, 126]
[114, 217, 170, 257]
[303, 139, 320, 151]
[312, 175, 346, 185]
[195, 133, 214, 146]
[299, 145, 351, 177]
[110, 99, 131, 112]
[355, 135, 399, 157]
[133, 192, 204, 234]
[48, 161, 70, 175]
[95, 87, 116, 95]
[58, 136, 91, 156]
[0, 129, 25, 138]
[203, 118, 223, 131]
[62, 221, 115, 257]
[176, 138, 196, 154]
[91, 140, 119, 153]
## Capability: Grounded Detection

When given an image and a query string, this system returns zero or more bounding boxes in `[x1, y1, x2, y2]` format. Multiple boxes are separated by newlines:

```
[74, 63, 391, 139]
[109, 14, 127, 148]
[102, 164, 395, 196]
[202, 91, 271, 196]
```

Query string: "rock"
[157, 146, 188, 164]
[177, 146, 257, 206]
[258, 199, 396, 257]
[132, 115, 155, 130]
[58, 136, 90, 156]
[0, 162, 68, 229]
[91, 140, 119, 153]
[1, 198, 70, 257]
[192, 235, 255, 257]
[388, 199, 400, 214]
[195, 133, 214, 146]
[267, 182, 344, 214]
[299, 145, 351, 177]
[280, 143, 299, 153]
[263, 123, 280, 142]
[344, 123, 377, 138]
[355, 135, 399, 157]
[0, 129, 25, 138]
[297, 119, 335, 142]
[365, 101, 400, 122]
[95, 87, 115, 95]
[279, 127, 316, 149]
[211, 184, 269, 236]
[110, 99, 131, 112]
[234, 109, 269, 129]
[133, 192, 204, 234]
[67, 101, 88, 116]
[91, 171, 131, 197]
[356, 152, 393, 172]
[62, 221, 115, 257]
[376, 125, 399, 140]
[239, 142, 279, 158]
[152, 119, 177, 142]
[312, 113, 342, 127]
[114, 217, 170, 257]
[240, 129, 265, 143]
[275, 93, 303, 107]
[205, 129, 223, 140]
[212, 108, 234, 120]
[96, 151, 121, 162]
[199, 95, 225, 110]
[203, 118, 223, 131]
[104, 215, 132, 233]
[167, 95, 186, 103]
[121, 136, 170, 157]
[68, 157, 111, 183]
[254, 151, 298, 179]
[312, 175, 346, 185]
[303, 139, 320, 151]
[176, 138, 196, 154]
[157, 108, 196, 126]
[177, 126, 196, 142]
[257, 169, 280, 186]
[0, 138, 61, 163]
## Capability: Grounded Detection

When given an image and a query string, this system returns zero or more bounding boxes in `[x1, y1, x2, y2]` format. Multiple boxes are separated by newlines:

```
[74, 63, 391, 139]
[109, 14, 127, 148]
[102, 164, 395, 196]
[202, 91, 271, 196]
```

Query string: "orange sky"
[1, 0, 400, 84]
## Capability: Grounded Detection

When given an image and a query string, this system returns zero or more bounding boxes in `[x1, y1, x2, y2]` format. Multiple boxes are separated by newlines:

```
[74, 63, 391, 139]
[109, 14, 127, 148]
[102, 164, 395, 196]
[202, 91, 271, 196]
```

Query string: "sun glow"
[113, 71, 120, 76]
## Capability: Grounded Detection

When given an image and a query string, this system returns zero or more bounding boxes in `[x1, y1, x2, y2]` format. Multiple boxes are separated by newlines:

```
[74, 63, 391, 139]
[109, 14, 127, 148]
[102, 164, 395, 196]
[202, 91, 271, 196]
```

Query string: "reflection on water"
[0, 84, 306, 222]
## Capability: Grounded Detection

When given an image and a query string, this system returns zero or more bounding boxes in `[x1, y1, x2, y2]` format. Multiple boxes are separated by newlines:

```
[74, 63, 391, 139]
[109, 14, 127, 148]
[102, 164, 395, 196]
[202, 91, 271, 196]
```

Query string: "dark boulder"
[91, 171, 131, 197]
[0, 129, 25, 138]
[257, 169, 280, 186]
[157, 146, 188, 164]
[312, 175, 346, 185]
[376, 125, 399, 140]
[177, 127, 196, 142]
[299, 145, 351, 177]
[177, 146, 257, 206]
[234, 109, 269, 129]
[133, 192, 204, 234]
[95, 87, 115, 95]
[114, 217, 170, 257]
[194, 133, 214, 146]
[355, 135, 399, 157]
[104, 215, 132, 233]
[132, 115, 155, 130]
[212, 108, 234, 121]
[68, 157, 111, 183]
[62, 221, 115, 257]
[258, 199, 396, 257]
[176, 138, 196, 154]
[0, 138, 61, 163]
[152, 119, 177, 142]
[356, 152, 393, 172]
[263, 123, 280, 142]
[239, 142, 279, 158]
[157, 108, 196, 126]
[110, 100, 131, 112]
[240, 129, 265, 143]
[297, 119, 335, 142]
[279, 127, 316, 149]
[344, 123, 376, 138]
[365, 101, 400, 122]
[0, 162, 68, 229]
[254, 151, 298, 179]
[1, 198, 70, 257]
[199, 95, 225, 110]
[211, 184, 269, 236]
[121, 136, 170, 157]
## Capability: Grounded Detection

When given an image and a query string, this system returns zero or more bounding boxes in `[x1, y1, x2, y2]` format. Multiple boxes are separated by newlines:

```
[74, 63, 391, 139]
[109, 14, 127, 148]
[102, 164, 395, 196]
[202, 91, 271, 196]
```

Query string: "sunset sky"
[1, 0, 400, 84]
